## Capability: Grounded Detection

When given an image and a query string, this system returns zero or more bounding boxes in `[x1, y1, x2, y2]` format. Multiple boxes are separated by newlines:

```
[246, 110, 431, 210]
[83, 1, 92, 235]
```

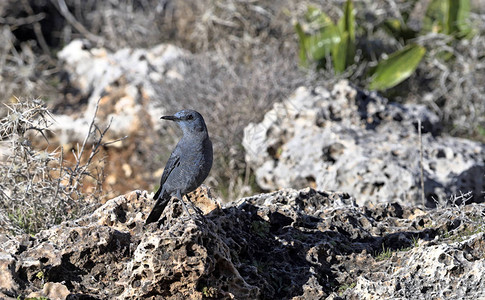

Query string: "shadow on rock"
[209, 188, 445, 299]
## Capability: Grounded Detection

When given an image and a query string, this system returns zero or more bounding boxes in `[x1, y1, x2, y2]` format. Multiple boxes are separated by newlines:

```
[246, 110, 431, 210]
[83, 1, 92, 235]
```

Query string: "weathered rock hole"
[114, 205, 127, 223]
[374, 182, 385, 191]
[450, 265, 464, 276]
[393, 112, 403, 122]
[83, 260, 95, 270]
[186, 243, 196, 257]
[267, 144, 282, 160]
[436, 149, 446, 158]
[269, 212, 293, 232]
[69, 230, 80, 242]
[132, 274, 142, 288]
[306, 176, 316, 187]
[16, 244, 27, 255]
[17, 266, 28, 282]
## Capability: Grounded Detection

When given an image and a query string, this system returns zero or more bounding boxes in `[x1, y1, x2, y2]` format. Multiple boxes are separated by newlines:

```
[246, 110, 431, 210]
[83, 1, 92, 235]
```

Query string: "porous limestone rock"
[243, 80, 485, 207]
[344, 232, 485, 299]
[1, 188, 484, 299]
[0, 190, 257, 299]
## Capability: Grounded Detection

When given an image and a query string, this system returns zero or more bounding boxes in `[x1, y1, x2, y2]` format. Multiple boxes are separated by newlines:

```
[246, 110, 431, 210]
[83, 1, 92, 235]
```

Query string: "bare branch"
[51, 0, 106, 47]
[21, 0, 52, 59]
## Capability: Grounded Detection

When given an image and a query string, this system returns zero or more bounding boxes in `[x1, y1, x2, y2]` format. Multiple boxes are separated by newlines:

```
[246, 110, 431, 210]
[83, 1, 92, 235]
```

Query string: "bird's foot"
[178, 197, 193, 217]
[187, 200, 206, 221]
[179, 199, 207, 226]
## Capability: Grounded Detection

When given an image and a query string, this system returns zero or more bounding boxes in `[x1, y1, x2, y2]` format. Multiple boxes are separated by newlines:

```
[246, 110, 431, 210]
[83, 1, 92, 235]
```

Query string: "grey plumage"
[145, 109, 213, 225]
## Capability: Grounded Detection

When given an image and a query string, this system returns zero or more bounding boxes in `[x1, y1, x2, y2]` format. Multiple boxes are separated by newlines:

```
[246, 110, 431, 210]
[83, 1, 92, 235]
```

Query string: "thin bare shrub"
[0, 98, 111, 234]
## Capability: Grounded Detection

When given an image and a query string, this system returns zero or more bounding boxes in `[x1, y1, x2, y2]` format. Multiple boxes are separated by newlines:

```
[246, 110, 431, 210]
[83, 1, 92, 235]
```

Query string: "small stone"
[43, 282, 70, 300]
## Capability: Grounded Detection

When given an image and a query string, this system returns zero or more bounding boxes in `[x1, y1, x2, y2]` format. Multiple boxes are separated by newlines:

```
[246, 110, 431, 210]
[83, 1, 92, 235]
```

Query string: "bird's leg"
[176, 191, 206, 225]
[184, 194, 208, 227]
[175, 190, 196, 222]
[185, 194, 204, 217]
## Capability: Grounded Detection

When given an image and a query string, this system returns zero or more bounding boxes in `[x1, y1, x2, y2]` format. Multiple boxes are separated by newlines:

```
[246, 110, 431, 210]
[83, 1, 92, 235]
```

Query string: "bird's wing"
[146, 153, 181, 225]
[153, 153, 180, 200]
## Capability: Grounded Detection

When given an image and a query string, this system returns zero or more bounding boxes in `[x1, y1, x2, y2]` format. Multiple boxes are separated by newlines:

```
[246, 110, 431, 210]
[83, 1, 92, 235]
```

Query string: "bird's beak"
[161, 115, 178, 121]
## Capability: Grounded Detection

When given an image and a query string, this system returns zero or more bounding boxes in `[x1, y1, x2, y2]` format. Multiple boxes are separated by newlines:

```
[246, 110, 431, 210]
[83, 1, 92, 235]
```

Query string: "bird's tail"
[145, 195, 170, 225]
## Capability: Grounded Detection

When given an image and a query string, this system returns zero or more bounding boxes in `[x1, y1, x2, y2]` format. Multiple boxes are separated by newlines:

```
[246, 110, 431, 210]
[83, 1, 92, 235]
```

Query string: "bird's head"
[161, 109, 208, 135]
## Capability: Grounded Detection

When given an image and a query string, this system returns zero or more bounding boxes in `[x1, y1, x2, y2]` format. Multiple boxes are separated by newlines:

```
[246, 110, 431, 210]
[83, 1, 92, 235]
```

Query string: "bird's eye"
[187, 114, 194, 120]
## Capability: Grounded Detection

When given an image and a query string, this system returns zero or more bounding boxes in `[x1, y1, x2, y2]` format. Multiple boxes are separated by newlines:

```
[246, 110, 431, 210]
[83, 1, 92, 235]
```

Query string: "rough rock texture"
[243, 81, 485, 207]
[348, 239, 485, 299]
[1, 188, 485, 299]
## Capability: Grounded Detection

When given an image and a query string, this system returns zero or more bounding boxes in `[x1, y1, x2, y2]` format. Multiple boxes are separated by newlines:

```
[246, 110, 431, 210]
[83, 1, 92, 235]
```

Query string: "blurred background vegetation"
[0, 0, 484, 234]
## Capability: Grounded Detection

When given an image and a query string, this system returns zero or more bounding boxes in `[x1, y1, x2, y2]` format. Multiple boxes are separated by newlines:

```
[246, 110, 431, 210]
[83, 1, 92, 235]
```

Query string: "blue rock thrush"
[145, 109, 213, 225]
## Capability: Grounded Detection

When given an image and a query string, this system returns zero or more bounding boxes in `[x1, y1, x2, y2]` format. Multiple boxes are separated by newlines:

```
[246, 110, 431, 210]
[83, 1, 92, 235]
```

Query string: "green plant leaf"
[447, 0, 472, 37]
[423, 0, 447, 33]
[477, 125, 485, 137]
[424, 0, 472, 37]
[294, 22, 309, 66]
[369, 44, 426, 91]
[305, 6, 340, 62]
[308, 26, 340, 61]
[384, 18, 402, 34]
[295, 14, 340, 66]
[294, 1, 356, 72]
[336, 0, 355, 70]
[447, 0, 460, 33]
[305, 6, 334, 28]
[383, 19, 417, 41]
[332, 32, 349, 73]
[338, 0, 355, 43]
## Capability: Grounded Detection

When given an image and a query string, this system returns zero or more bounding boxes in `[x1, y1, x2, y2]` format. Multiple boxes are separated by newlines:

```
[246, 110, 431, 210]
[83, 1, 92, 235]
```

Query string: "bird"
[145, 109, 213, 225]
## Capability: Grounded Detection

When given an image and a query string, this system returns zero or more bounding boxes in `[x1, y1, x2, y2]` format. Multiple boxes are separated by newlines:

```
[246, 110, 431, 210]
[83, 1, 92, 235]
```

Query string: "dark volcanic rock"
[1, 188, 485, 299]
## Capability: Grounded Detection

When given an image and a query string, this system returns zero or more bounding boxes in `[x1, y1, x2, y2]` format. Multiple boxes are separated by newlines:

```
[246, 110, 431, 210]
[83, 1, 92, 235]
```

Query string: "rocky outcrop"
[243, 81, 485, 207]
[1, 188, 484, 299]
